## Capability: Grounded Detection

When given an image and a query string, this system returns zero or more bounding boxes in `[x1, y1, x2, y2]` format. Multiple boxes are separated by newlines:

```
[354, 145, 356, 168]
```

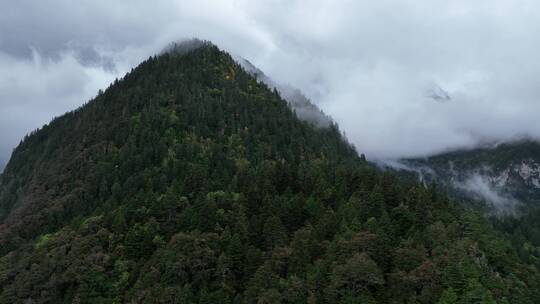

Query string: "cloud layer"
[2, 0, 540, 168]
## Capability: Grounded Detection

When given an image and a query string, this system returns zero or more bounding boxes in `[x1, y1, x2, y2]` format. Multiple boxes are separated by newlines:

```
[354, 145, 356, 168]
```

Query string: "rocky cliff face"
[490, 159, 540, 189]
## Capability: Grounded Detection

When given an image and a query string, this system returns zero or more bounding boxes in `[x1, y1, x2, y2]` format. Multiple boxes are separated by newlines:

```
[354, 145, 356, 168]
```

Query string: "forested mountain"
[0, 42, 539, 303]
[392, 140, 540, 282]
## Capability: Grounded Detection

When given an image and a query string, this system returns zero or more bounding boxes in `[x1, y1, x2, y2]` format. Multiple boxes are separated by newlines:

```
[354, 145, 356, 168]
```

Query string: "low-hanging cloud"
[3, 0, 540, 170]
[454, 173, 520, 214]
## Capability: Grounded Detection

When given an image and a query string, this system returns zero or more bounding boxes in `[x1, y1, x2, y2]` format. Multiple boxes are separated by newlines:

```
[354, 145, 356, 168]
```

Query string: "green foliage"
[437, 287, 458, 304]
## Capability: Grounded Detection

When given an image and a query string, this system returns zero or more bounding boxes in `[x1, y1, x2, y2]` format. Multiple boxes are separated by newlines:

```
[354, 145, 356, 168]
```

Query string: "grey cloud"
[0, 50, 118, 170]
[3, 0, 540, 171]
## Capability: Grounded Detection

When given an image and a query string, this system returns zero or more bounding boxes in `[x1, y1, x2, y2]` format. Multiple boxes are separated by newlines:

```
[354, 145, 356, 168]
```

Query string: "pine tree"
[263, 215, 288, 249]
[437, 287, 458, 304]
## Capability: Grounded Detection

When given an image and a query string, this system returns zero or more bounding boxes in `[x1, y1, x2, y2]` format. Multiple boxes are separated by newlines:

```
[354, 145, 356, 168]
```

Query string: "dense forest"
[0, 43, 539, 303]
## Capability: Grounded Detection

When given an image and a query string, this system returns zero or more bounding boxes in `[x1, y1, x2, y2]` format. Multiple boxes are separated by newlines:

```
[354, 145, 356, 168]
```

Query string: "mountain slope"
[0, 43, 539, 303]
[395, 140, 540, 275]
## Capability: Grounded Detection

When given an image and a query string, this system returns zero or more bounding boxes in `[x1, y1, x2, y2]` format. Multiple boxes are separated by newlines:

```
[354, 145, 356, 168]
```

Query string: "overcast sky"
[2, 0, 540, 170]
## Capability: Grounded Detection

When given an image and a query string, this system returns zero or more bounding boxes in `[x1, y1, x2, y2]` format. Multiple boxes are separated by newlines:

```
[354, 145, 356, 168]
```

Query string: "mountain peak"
[160, 38, 216, 56]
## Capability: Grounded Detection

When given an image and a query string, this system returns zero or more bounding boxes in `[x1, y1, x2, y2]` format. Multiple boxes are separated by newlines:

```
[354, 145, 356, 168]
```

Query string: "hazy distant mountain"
[394, 140, 540, 207]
